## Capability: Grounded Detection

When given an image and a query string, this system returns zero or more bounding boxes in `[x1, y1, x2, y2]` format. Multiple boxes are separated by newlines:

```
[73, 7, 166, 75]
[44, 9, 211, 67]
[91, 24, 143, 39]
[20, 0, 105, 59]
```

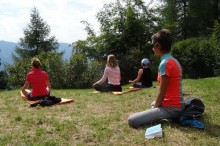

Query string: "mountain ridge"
[0, 40, 72, 70]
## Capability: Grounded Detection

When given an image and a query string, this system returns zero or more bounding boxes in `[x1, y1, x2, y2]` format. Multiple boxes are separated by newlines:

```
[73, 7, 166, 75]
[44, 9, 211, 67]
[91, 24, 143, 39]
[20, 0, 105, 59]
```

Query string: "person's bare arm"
[21, 80, 30, 97]
[154, 75, 169, 107]
[130, 69, 143, 84]
[93, 68, 108, 86]
[46, 79, 51, 93]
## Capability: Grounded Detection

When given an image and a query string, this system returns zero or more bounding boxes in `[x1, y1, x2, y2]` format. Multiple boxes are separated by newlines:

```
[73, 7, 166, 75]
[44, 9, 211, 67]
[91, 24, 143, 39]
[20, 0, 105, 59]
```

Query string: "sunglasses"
[152, 42, 159, 48]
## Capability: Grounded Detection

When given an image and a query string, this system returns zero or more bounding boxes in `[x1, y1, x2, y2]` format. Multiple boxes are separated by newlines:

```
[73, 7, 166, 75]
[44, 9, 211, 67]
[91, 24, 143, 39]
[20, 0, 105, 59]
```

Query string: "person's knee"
[128, 115, 139, 128]
[133, 84, 141, 88]
[133, 84, 138, 88]
[94, 84, 101, 91]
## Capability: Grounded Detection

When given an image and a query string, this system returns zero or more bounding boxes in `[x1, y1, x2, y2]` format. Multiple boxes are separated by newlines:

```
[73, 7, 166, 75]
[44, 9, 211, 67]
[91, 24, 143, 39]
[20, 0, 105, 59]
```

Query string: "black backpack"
[39, 96, 61, 106]
[181, 97, 205, 119]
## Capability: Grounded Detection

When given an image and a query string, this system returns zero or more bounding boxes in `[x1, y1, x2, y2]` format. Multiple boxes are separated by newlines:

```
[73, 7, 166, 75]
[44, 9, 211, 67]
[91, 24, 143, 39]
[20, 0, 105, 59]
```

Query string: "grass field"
[0, 77, 219, 146]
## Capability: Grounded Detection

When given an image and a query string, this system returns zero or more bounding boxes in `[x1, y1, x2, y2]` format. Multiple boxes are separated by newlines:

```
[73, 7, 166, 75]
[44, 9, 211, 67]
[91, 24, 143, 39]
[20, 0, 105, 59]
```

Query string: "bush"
[65, 54, 104, 88]
[5, 59, 31, 88]
[0, 71, 8, 90]
[83, 60, 104, 88]
[37, 52, 65, 89]
[65, 54, 88, 88]
[172, 38, 220, 78]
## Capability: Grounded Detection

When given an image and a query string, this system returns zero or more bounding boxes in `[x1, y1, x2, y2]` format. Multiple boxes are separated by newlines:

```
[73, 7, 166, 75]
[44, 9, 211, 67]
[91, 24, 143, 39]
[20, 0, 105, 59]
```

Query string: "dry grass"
[0, 77, 219, 146]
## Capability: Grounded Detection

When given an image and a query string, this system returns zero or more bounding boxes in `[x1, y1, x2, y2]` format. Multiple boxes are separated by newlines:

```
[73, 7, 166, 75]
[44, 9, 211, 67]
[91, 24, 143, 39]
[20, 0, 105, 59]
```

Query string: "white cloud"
[0, 0, 158, 43]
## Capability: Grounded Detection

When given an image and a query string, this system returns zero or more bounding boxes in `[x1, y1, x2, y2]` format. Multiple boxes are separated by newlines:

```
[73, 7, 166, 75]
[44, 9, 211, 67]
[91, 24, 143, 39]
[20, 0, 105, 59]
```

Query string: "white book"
[145, 124, 162, 139]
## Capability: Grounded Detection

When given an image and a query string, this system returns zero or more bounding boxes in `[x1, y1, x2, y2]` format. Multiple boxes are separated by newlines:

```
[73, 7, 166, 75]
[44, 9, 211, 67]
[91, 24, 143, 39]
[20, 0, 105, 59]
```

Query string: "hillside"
[0, 77, 219, 145]
[0, 41, 72, 70]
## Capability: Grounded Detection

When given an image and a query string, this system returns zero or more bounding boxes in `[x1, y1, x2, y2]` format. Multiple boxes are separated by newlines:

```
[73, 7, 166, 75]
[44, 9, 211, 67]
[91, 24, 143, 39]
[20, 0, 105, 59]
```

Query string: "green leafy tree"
[160, 0, 217, 40]
[37, 52, 65, 89]
[211, 20, 220, 42]
[159, 0, 183, 40]
[95, 0, 155, 59]
[65, 53, 89, 88]
[185, 0, 214, 38]
[6, 59, 31, 88]
[5, 7, 63, 89]
[74, 0, 159, 83]
[213, 0, 220, 20]
[13, 7, 59, 61]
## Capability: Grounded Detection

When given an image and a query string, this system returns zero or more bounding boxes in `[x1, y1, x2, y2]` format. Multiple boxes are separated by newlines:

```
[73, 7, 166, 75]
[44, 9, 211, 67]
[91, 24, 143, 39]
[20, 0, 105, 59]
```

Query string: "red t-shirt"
[26, 68, 49, 97]
[157, 54, 184, 108]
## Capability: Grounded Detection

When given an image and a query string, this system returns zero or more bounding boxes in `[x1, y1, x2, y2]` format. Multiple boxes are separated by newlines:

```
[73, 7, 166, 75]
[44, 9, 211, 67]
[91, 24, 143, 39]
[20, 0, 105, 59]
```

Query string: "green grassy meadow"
[0, 77, 219, 146]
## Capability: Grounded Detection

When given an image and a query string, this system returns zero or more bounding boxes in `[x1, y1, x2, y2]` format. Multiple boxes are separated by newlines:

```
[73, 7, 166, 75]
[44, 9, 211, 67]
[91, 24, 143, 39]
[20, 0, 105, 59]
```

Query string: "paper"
[145, 124, 162, 139]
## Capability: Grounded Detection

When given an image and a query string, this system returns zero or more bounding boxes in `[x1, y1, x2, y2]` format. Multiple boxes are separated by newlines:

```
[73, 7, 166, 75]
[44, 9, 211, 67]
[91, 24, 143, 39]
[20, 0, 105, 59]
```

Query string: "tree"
[37, 52, 65, 89]
[159, 0, 184, 41]
[160, 0, 217, 41]
[75, 0, 157, 59]
[5, 7, 62, 89]
[213, 0, 220, 20]
[13, 7, 59, 61]
[74, 0, 159, 83]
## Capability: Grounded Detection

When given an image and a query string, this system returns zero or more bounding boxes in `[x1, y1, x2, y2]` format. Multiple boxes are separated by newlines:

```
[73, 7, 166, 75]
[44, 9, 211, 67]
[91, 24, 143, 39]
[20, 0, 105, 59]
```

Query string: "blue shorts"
[133, 83, 152, 88]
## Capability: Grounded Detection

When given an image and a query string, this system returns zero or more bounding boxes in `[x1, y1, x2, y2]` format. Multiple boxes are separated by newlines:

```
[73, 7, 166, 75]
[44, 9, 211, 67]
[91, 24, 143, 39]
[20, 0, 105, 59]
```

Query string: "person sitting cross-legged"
[21, 58, 51, 101]
[93, 54, 122, 92]
[129, 58, 153, 88]
[128, 29, 185, 128]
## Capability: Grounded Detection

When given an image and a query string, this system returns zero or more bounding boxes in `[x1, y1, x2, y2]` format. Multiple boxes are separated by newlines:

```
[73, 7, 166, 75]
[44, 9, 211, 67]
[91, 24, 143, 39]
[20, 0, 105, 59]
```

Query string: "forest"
[0, 0, 219, 89]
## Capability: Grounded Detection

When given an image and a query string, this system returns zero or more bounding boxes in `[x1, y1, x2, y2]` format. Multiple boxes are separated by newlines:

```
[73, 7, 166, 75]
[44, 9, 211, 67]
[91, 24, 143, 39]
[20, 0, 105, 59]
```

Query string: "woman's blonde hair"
[106, 54, 118, 68]
[32, 58, 42, 68]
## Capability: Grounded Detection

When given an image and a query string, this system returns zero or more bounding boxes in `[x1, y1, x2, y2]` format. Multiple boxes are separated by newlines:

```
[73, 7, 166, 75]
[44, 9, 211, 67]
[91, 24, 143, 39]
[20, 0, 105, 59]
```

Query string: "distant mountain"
[58, 43, 72, 61]
[0, 40, 72, 71]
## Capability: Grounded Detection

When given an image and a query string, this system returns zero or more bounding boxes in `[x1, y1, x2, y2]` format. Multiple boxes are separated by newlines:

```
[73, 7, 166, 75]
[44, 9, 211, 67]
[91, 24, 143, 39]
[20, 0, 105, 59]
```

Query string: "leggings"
[94, 84, 122, 92]
[27, 93, 49, 101]
[133, 83, 152, 88]
[128, 102, 184, 128]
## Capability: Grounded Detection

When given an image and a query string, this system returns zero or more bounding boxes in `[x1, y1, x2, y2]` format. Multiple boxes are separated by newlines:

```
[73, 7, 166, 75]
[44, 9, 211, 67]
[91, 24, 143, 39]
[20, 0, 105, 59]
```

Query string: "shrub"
[37, 52, 65, 89]
[0, 71, 8, 90]
[83, 60, 104, 88]
[5, 59, 31, 88]
[172, 38, 219, 78]
[65, 54, 103, 88]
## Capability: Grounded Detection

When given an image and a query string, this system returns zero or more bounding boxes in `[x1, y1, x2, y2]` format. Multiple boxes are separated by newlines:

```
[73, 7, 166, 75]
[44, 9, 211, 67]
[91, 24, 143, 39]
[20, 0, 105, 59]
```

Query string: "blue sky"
[0, 0, 157, 44]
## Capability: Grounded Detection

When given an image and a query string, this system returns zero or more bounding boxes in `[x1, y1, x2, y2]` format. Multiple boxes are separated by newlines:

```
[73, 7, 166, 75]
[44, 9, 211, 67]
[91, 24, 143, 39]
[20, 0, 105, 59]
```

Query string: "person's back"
[105, 66, 121, 85]
[158, 54, 183, 107]
[129, 58, 153, 88]
[141, 67, 153, 87]
[93, 54, 122, 92]
[22, 58, 51, 100]
[27, 68, 48, 97]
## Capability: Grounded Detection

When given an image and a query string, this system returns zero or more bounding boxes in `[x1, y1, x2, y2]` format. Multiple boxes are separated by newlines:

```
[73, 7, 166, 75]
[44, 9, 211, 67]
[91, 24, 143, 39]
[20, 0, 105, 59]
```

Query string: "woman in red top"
[22, 58, 51, 100]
